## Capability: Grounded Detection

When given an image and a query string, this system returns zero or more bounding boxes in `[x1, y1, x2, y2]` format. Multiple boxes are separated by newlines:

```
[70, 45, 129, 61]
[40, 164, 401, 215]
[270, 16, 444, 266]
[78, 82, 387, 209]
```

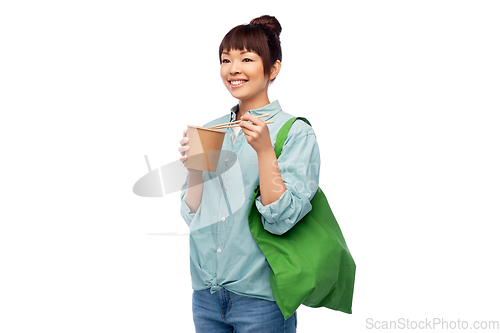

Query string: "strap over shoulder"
[253, 117, 312, 196]
[274, 117, 311, 159]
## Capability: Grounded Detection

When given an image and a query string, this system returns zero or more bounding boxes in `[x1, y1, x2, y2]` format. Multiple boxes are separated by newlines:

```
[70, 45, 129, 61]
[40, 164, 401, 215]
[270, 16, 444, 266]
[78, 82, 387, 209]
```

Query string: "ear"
[270, 60, 281, 81]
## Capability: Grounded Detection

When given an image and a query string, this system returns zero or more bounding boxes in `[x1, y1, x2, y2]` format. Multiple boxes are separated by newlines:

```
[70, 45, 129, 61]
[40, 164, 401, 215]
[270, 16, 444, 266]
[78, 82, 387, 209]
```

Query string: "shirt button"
[225, 158, 229, 163]
[221, 217, 225, 222]
[217, 247, 221, 253]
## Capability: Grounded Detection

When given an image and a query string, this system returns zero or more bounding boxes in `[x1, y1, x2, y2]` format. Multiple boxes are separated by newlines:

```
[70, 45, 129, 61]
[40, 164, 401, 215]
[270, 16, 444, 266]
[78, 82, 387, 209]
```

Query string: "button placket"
[217, 176, 229, 256]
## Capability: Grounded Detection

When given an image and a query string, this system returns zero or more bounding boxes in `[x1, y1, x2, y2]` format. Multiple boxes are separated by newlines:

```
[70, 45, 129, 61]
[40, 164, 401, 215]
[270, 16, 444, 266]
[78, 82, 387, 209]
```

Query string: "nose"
[229, 61, 241, 75]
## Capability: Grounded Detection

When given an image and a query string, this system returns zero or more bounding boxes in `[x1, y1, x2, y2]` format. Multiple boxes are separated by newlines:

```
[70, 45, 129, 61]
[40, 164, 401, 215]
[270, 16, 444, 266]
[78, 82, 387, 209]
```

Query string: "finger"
[239, 119, 258, 131]
[180, 130, 188, 144]
[239, 126, 254, 138]
[179, 145, 189, 155]
[241, 113, 265, 125]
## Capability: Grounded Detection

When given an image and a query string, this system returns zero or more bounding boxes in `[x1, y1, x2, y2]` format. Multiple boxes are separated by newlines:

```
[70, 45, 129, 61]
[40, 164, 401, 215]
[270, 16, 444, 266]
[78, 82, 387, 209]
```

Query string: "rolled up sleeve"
[180, 175, 195, 226]
[255, 124, 320, 235]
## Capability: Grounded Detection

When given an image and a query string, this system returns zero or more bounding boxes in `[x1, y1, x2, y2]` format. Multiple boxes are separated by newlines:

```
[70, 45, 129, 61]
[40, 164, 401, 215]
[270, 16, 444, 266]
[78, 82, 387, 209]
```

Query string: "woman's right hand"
[179, 129, 190, 165]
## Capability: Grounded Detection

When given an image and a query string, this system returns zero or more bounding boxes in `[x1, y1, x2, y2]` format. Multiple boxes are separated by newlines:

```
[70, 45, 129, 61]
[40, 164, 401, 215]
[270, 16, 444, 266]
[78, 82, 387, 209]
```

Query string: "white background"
[1, 0, 499, 332]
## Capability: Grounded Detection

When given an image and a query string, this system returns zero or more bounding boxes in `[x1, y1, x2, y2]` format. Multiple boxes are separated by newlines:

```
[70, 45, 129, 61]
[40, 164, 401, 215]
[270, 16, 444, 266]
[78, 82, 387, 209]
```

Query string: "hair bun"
[250, 15, 281, 38]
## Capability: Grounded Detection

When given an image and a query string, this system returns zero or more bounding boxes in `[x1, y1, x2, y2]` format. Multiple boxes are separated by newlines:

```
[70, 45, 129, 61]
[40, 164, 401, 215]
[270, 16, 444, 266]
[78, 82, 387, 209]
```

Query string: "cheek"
[249, 66, 267, 83]
[220, 69, 228, 85]
[220, 64, 229, 76]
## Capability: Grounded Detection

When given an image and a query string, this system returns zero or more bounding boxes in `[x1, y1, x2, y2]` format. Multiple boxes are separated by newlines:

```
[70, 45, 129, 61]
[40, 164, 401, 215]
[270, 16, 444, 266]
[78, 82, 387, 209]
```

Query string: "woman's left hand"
[239, 113, 273, 154]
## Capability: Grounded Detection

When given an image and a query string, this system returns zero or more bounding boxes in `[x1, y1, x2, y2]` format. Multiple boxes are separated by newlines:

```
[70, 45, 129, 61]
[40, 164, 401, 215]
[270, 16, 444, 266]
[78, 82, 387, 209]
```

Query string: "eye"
[242, 58, 252, 62]
[222, 59, 230, 64]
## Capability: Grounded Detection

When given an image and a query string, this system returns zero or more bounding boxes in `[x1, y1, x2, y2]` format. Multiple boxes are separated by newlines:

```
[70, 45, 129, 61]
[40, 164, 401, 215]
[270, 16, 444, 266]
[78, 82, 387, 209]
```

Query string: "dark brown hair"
[219, 15, 282, 80]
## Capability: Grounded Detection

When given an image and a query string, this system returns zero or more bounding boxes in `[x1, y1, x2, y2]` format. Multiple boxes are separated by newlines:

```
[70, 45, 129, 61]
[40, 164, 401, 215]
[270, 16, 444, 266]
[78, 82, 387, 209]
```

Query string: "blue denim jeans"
[192, 288, 297, 333]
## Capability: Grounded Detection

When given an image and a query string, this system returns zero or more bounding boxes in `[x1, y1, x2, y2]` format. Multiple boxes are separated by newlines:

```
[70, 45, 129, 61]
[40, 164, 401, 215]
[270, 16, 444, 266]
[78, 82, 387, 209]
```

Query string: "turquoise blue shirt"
[180, 100, 321, 301]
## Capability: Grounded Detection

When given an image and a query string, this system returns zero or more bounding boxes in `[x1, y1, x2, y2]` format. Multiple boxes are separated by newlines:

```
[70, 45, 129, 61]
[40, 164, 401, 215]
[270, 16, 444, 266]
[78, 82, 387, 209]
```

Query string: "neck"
[236, 96, 271, 120]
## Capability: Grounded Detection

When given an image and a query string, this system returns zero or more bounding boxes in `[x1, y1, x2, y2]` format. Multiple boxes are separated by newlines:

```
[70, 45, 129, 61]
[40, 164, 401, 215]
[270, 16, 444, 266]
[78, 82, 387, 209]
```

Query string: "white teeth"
[230, 80, 246, 85]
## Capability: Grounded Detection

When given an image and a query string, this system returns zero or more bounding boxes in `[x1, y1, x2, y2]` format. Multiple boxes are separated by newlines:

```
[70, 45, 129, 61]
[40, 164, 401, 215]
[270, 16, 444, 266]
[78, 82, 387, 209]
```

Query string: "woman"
[179, 15, 320, 333]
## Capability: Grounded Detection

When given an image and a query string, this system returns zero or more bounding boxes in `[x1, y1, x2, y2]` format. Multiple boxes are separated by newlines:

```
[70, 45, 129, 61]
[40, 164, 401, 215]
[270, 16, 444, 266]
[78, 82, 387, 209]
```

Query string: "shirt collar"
[230, 100, 281, 122]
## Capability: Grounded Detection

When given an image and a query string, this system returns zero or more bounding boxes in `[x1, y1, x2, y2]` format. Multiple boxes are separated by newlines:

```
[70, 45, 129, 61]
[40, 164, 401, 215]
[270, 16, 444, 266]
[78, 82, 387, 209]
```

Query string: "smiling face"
[220, 49, 273, 105]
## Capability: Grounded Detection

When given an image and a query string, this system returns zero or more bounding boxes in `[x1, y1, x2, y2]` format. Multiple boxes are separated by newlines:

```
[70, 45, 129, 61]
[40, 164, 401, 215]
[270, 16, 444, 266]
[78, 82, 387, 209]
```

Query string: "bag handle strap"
[274, 117, 311, 159]
[253, 117, 312, 195]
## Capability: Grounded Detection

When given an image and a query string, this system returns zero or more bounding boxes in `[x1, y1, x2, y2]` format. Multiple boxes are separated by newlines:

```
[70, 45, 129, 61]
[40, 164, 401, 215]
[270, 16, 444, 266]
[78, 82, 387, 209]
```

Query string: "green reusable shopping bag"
[248, 117, 356, 320]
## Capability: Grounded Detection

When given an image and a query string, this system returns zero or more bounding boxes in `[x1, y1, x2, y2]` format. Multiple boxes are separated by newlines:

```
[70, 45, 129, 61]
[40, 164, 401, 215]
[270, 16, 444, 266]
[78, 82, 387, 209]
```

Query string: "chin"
[228, 91, 246, 100]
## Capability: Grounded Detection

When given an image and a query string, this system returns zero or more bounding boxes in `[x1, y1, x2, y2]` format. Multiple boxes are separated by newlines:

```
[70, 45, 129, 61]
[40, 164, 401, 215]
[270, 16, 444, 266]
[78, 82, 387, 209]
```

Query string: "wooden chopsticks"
[207, 113, 273, 129]
[212, 120, 274, 129]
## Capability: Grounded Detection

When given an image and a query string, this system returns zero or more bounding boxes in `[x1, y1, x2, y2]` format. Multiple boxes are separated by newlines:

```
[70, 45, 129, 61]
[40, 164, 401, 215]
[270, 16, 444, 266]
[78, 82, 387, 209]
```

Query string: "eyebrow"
[222, 50, 254, 55]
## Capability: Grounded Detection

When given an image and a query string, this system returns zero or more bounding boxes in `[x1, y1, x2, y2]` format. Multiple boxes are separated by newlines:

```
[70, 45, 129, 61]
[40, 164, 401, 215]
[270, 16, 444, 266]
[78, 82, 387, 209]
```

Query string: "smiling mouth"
[229, 80, 248, 87]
